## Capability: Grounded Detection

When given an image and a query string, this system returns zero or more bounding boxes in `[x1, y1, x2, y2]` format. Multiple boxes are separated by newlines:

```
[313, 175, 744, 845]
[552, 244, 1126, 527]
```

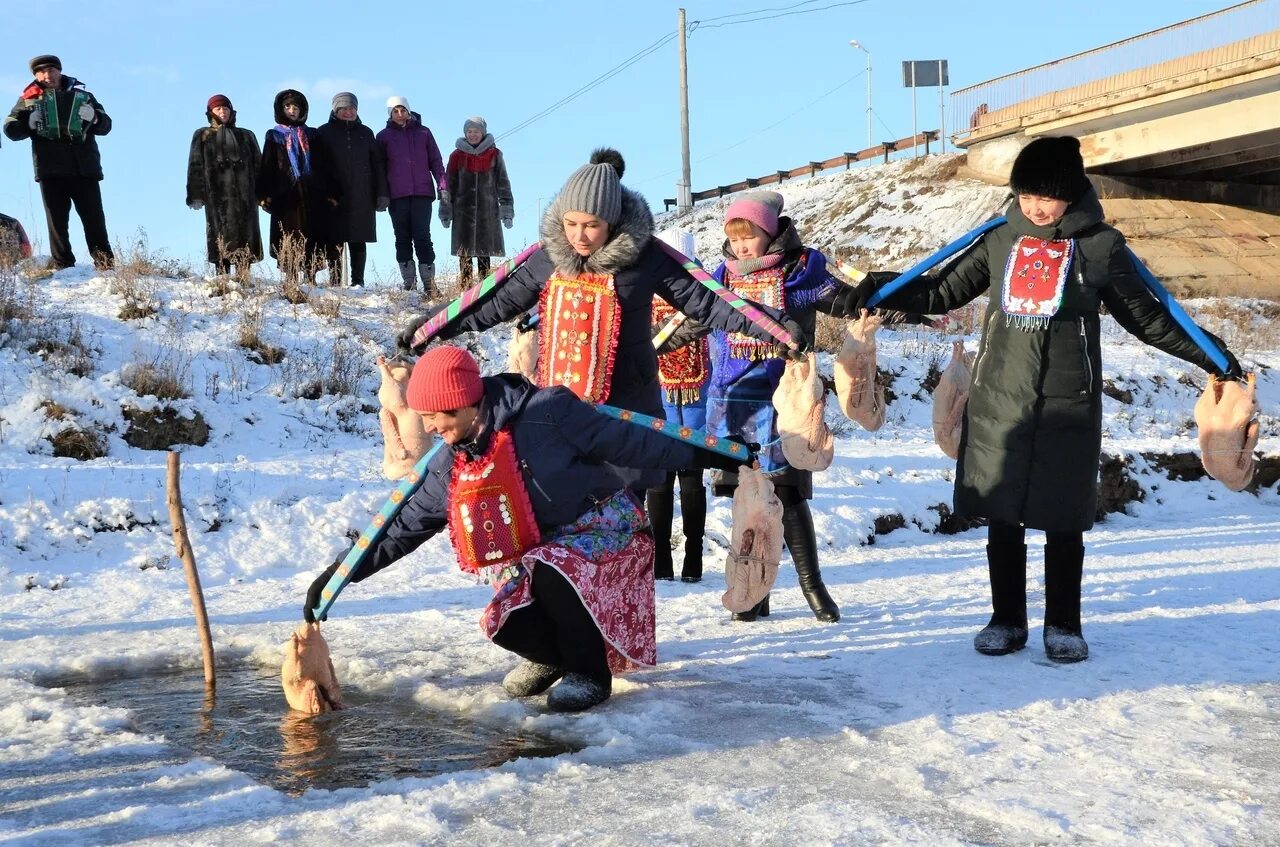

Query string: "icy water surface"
[53, 663, 579, 795]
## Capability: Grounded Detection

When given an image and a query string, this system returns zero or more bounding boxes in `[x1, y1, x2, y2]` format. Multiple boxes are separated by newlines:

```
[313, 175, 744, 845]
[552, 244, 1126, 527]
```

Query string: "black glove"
[395, 313, 432, 355]
[694, 434, 758, 472]
[516, 309, 540, 333]
[1204, 330, 1242, 380]
[780, 317, 811, 361]
[835, 271, 898, 316]
[304, 560, 341, 622]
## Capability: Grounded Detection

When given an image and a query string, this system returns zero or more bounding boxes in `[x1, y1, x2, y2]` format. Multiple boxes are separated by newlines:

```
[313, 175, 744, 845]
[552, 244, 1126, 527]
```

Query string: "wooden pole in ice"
[166, 451, 216, 690]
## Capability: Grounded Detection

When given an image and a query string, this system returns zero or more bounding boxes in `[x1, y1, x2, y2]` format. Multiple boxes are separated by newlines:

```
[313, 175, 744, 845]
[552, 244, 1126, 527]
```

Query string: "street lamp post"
[850, 39, 872, 166]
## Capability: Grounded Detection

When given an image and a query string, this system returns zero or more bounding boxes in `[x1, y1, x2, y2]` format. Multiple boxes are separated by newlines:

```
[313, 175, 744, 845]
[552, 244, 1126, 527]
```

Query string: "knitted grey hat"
[331, 92, 357, 111]
[463, 116, 487, 135]
[557, 148, 625, 225]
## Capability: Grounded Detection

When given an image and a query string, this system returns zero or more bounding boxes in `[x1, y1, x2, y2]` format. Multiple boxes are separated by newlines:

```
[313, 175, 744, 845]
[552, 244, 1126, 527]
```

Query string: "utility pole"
[938, 59, 946, 154]
[677, 8, 692, 213]
[850, 40, 872, 166]
[911, 62, 918, 158]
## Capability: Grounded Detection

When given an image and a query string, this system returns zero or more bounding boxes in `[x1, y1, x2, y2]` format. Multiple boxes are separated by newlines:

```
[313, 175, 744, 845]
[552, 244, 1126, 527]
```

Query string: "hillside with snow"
[656, 155, 1010, 272]
[1, 163, 1279, 846]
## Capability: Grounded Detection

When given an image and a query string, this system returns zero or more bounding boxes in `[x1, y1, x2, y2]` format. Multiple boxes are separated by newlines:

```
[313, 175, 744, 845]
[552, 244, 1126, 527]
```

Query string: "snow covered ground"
[2, 162, 1278, 846]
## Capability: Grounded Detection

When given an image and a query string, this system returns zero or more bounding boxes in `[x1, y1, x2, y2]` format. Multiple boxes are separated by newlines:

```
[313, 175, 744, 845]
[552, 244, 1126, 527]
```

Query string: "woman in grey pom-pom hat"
[396, 147, 807, 484]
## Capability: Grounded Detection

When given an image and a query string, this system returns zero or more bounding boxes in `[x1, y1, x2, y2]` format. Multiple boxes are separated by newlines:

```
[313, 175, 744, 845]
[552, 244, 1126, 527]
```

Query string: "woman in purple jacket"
[376, 96, 447, 295]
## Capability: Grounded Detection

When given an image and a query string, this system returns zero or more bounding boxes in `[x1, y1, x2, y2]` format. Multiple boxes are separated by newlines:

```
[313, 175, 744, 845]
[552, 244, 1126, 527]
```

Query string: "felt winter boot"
[679, 472, 706, 582]
[419, 262, 436, 298]
[1043, 542, 1088, 663]
[731, 594, 770, 622]
[973, 543, 1029, 655]
[502, 661, 564, 698]
[782, 502, 840, 623]
[646, 487, 676, 580]
[398, 261, 416, 291]
[547, 673, 612, 712]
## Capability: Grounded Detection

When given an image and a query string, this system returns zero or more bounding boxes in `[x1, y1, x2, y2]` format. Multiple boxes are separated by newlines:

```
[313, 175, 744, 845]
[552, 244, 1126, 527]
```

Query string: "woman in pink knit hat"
[660, 191, 874, 623]
[304, 346, 755, 712]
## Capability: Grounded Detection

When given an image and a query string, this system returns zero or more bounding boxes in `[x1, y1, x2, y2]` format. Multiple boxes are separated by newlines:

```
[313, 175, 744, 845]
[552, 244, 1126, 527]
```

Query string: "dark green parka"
[877, 189, 1227, 532]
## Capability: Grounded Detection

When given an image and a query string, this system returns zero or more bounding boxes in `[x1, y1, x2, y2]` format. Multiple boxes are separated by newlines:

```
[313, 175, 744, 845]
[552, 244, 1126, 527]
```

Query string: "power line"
[496, 0, 876, 140]
[694, 0, 828, 25]
[634, 70, 865, 187]
[872, 109, 900, 140]
[692, 0, 873, 30]
[497, 30, 677, 139]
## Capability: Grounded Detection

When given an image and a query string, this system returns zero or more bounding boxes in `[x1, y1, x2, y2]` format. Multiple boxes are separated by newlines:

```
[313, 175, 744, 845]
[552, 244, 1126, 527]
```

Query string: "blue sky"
[0, 0, 1233, 281]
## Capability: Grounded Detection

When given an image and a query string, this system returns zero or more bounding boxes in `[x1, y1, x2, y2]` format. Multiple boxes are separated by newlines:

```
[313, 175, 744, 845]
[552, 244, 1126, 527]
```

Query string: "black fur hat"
[1009, 136, 1090, 202]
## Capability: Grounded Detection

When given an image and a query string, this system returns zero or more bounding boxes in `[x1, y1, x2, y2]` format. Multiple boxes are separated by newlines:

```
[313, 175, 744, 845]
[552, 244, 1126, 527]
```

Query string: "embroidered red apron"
[537, 271, 622, 403]
[447, 428, 541, 575]
[653, 298, 711, 404]
[724, 267, 785, 360]
[1001, 236, 1074, 330]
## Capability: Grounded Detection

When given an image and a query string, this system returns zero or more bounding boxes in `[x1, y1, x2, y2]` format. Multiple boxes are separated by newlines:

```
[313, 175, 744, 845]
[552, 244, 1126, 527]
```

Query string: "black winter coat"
[314, 113, 387, 244]
[445, 135, 513, 258]
[4, 76, 111, 181]
[877, 189, 1228, 532]
[433, 186, 787, 418]
[351, 374, 711, 582]
[186, 111, 263, 264]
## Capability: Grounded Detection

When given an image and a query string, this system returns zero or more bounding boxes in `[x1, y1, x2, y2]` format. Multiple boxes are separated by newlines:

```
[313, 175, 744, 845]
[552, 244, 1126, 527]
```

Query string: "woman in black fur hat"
[852, 135, 1243, 663]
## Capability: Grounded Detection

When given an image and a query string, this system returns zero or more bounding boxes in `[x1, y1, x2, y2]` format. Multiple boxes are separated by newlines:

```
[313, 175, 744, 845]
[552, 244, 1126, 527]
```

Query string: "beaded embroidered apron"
[537, 271, 622, 403]
[1001, 236, 1075, 330]
[447, 428, 541, 576]
[653, 298, 711, 404]
[724, 267, 785, 360]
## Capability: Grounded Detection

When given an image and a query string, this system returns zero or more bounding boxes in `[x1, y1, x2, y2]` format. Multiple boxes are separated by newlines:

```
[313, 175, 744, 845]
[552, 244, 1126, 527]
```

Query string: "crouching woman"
[304, 346, 752, 712]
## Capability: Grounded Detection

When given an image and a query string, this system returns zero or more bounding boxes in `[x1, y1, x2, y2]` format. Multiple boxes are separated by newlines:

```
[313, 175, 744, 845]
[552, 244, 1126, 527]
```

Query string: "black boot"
[781, 501, 839, 623]
[678, 470, 706, 582]
[1044, 542, 1088, 663]
[973, 543, 1029, 655]
[731, 594, 770, 622]
[646, 485, 675, 580]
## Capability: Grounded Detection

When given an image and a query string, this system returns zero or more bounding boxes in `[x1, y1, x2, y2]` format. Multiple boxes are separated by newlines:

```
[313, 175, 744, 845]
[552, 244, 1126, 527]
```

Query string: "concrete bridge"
[952, 0, 1280, 210]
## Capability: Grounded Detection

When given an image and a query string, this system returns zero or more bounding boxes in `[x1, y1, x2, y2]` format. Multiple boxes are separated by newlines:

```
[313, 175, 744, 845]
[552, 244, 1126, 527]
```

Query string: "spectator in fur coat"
[256, 89, 331, 284]
[186, 94, 262, 279]
[439, 116, 514, 286]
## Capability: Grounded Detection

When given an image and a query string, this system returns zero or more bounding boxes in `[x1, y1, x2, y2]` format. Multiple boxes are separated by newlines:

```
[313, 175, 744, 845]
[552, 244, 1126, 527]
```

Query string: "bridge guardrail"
[951, 0, 1280, 143]
[663, 130, 939, 212]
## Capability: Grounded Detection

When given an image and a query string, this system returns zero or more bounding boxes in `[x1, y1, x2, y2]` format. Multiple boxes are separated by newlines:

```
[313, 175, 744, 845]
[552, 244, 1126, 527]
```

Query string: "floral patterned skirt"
[479, 490, 657, 674]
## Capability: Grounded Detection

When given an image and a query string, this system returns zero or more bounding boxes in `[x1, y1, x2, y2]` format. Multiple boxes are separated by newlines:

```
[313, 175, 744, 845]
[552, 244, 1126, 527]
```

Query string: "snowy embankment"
[1, 159, 1278, 845]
